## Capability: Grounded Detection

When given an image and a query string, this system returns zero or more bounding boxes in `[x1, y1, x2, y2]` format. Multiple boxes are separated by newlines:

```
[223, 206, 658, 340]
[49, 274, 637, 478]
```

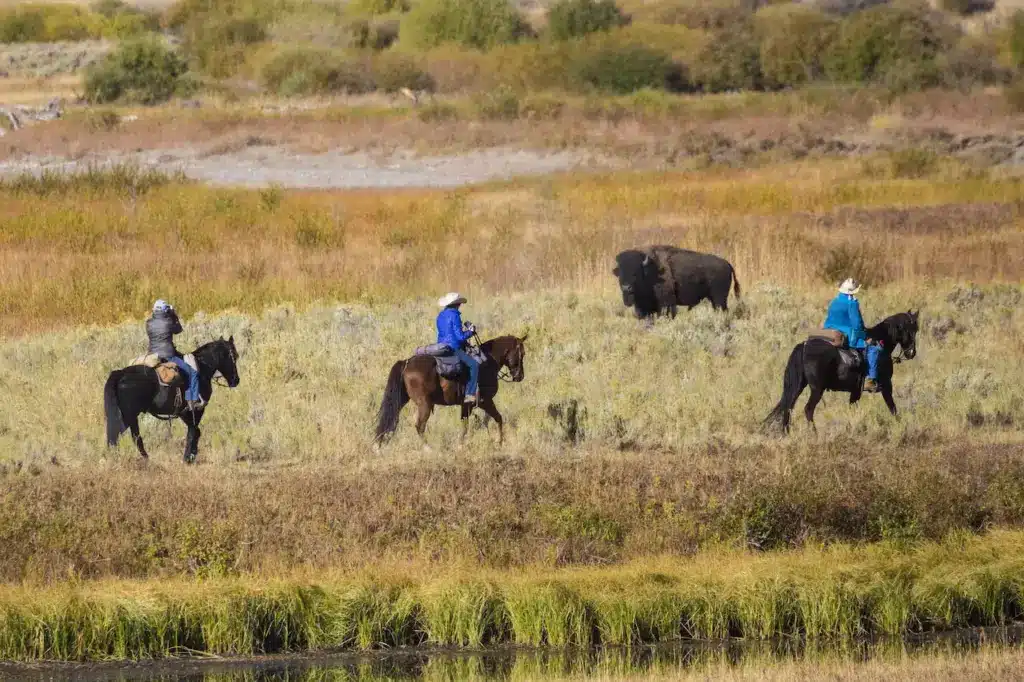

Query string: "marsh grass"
[3, 531, 1024, 661]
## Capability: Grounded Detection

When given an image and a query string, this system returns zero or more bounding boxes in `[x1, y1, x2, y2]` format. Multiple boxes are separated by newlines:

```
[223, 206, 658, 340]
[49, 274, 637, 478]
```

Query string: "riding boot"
[188, 398, 206, 411]
[863, 378, 879, 393]
[463, 389, 479, 405]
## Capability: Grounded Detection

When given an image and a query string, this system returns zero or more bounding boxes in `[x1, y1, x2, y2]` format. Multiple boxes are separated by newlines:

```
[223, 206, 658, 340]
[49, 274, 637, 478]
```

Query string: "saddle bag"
[414, 343, 463, 379]
[807, 328, 846, 347]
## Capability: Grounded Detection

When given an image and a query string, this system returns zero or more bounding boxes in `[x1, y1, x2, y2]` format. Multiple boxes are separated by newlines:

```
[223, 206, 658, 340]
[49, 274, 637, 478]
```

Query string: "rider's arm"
[170, 312, 183, 335]
[849, 298, 865, 333]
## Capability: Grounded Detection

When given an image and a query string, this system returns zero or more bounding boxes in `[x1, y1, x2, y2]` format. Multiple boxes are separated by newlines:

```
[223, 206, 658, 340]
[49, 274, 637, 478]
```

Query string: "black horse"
[764, 311, 919, 433]
[104, 337, 240, 463]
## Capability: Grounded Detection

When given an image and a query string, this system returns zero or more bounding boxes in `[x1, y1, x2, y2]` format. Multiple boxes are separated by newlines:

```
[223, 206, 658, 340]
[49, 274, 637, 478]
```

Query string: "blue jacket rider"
[436, 292, 480, 404]
[146, 300, 204, 410]
[823, 278, 880, 392]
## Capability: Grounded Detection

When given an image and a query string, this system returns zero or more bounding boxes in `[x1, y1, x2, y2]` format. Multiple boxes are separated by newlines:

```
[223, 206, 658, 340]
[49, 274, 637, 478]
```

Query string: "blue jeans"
[168, 356, 200, 401]
[864, 344, 880, 380]
[453, 349, 480, 397]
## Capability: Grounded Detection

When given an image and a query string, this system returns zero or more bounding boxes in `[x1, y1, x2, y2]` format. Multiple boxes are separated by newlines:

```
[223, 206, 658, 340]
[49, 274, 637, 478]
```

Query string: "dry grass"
[0, 160, 1022, 334]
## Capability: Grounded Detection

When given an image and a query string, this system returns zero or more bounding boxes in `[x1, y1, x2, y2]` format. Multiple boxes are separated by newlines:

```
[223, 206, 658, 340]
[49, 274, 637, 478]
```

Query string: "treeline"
[10, 0, 1024, 104]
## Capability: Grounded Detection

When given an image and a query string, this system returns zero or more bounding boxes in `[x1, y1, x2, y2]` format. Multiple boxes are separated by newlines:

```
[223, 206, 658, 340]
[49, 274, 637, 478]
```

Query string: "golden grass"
[0, 159, 1022, 334]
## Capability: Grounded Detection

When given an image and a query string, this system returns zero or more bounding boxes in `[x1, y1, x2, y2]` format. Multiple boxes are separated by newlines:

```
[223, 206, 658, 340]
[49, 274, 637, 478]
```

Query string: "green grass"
[2, 530, 1024, 661]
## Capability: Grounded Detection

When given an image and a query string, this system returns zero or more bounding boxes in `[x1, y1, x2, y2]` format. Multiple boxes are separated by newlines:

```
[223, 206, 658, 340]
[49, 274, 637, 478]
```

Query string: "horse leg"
[804, 386, 824, 432]
[126, 413, 148, 459]
[479, 399, 504, 446]
[414, 398, 433, 451]
[460, 403, 471, 443]
[181, 411, 202, 464]
[881, 386, 898, 416]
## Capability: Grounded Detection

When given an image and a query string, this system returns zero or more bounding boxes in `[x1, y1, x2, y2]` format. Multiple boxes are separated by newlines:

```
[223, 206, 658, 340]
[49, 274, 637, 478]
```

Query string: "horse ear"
[229, 334, 234, 343]
[520, 333, 528, 343]
[612, 267, 620, 277]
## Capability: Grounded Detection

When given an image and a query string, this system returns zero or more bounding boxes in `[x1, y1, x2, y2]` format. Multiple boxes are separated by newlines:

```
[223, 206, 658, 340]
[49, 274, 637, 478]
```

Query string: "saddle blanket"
[130, 353, 198, 387]
[413, 343, 483, 380]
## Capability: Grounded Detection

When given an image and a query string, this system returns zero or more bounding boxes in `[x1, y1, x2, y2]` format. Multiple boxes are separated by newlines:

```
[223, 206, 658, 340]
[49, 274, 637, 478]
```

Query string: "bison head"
[613, 250, 659, 316]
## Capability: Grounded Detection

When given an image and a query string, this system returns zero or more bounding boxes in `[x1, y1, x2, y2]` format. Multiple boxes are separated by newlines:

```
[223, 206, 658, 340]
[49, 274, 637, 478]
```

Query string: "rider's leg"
[169, 356, 202, 404]
[863, 343, 881, 392]
[453, 349, 480, 403]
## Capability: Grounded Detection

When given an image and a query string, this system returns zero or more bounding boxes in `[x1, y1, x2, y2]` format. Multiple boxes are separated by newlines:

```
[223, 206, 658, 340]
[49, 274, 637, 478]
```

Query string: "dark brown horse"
[374, 335, 527, 447]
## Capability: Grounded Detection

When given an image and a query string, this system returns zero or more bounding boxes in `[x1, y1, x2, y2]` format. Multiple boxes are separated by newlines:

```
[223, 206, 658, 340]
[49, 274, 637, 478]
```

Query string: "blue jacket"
[437, 307, 472, 349]
[823, 293, 867, 349]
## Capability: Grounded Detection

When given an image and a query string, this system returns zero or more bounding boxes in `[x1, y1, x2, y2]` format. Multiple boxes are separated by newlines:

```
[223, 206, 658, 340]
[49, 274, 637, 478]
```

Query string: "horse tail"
[374, 360, 409, 445]
[731, 265, 741, 299]
[104, 370, 126, 446]
[764, 344, 804, 429]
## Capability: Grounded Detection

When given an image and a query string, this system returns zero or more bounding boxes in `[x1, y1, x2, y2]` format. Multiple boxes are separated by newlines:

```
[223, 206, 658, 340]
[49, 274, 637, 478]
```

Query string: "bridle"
[471, 333, 520, 383]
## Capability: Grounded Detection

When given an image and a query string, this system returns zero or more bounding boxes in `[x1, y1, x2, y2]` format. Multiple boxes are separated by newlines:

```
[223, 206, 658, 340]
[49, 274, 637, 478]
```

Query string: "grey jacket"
[146, 310, 183, 359]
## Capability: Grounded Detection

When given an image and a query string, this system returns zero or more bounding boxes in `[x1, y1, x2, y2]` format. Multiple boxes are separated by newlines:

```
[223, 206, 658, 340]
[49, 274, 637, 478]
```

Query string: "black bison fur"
[612, 245, 741, 318]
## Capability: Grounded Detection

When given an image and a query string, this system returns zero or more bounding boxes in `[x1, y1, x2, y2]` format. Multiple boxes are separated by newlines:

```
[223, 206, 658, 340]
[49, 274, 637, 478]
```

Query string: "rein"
[472, 333, 517, 383]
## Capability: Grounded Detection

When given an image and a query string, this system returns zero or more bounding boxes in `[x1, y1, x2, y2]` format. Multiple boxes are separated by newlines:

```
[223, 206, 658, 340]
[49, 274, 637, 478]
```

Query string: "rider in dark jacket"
[147, 300, 203, 410]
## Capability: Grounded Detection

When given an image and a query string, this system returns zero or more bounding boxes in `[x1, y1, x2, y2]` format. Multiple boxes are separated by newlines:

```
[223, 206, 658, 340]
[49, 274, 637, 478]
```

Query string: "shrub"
[824, 4, 955, 87]
[1003, 81, 1024, 114]
[755, 5, 836, 88]
[261, 47, 374, 96]
[691, 25, 763, 92]
[938, 36, 1005, 90]
[568, 39, 675, 93]
[473, 84, 521, 119]
[84, 38, 191, 105]
[486, 40, 573, 91]
[347, 0, 411, 16]
[1009, 11, 1024, 71]
[651, 0, 751, 30]
[400, 0, 530, 49]
[937, 0, 994, 16]
[888, 148, 939, 179]
[0, 3, 103, 42]
[547, 0, 626, 41]
[182, 14, 266, 77]
[346, 18, 400, 50]
[372, 52, 435, 93]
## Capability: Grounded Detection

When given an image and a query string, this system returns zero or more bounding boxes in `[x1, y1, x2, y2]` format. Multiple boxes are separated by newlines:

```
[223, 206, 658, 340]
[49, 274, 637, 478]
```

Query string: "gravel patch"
[0, 146, 604, 188]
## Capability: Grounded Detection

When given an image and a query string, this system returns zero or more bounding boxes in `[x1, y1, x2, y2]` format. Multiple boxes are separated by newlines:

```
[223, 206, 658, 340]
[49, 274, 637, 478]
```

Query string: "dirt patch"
[0, 145, 607, 188]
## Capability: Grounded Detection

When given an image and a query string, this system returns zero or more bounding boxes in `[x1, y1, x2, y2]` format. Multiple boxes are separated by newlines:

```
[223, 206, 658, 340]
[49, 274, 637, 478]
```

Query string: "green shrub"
[372, 52, 435, 93]
[400, 0, 530, 49]
[346, 17, 401, 50]
[938, 35, 1005, 90]
[547, 0, 626, 41]
[0, 3, 104, 42]
[1009, 11, 1024, 71]
[691, 25, 762, 92]
[888, 148, 939, 179]
[84, 38, 191, 105]
[348, 0, 411, 16]
[650, 0, 750, 30]
[473, 84, 521, 119]
[755, 5, 836, 88]
[568, 39, 675, 93]
[183, 14, 266, 77]
[824, 4, 955, 87]
[486, 40, 573, 91]
[261, 47, 374, 96]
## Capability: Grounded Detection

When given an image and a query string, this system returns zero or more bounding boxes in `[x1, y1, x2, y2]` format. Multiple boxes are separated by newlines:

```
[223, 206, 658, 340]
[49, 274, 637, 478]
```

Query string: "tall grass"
[2, 531, 1024, 661]
[0, 161, 1021, 334]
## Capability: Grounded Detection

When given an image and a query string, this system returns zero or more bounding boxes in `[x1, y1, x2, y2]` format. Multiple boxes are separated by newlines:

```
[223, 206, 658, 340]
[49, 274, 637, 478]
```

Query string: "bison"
[612, 245, 740, 318]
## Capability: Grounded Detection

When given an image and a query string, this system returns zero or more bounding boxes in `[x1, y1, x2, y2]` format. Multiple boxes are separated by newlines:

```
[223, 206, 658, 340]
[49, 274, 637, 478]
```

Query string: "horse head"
[888, 310, 920, 360]
[196, 336, 241, 387]
[487, 334, 527, 382]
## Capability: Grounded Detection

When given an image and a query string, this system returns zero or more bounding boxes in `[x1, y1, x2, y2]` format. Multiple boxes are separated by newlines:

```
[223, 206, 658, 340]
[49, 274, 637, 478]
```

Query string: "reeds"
[2, 531, 1024, 661]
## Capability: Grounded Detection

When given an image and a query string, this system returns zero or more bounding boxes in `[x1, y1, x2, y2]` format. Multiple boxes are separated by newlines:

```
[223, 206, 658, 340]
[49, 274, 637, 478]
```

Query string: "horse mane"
[480, 336, 518, 355]
[867, 312, 916, 343]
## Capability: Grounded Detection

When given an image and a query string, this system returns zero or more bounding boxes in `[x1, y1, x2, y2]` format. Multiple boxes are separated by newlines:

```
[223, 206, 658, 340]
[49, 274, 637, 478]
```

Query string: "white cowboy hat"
[153, 299, 173, 313]
[838, 278, 861, 295]
[438, 292, 467, 308]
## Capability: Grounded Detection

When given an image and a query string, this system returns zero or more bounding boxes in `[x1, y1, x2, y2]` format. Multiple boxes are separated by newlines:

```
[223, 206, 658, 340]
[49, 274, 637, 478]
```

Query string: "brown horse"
[374, 335, 527, 447]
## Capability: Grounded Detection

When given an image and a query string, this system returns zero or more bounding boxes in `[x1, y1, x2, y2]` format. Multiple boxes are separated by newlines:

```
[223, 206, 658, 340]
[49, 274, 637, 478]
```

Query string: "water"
[5, 626, 1023, 682]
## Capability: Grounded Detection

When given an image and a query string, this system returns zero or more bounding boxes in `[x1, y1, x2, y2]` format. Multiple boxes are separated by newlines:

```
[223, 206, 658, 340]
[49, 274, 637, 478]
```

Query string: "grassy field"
[1, 530, 1023, 661]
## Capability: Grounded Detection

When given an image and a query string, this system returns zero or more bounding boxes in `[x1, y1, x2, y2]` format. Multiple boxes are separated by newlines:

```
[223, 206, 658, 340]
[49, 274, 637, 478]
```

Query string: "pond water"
[6, 626, 1024, 682]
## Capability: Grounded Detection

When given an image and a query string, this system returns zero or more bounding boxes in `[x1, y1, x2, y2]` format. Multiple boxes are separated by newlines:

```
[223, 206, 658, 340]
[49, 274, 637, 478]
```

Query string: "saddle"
[413, 343, 483, 380]
[806, 329, 861, 381]
[807, 328, 846, 347]
[130, 353, 198, 387]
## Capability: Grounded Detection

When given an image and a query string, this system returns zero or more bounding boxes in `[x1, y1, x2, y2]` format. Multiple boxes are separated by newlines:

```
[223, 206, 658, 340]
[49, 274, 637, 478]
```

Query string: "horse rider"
[147, 300, 204, 411]
[823, 278, 880, 393]
[436, 292, 480, 405]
